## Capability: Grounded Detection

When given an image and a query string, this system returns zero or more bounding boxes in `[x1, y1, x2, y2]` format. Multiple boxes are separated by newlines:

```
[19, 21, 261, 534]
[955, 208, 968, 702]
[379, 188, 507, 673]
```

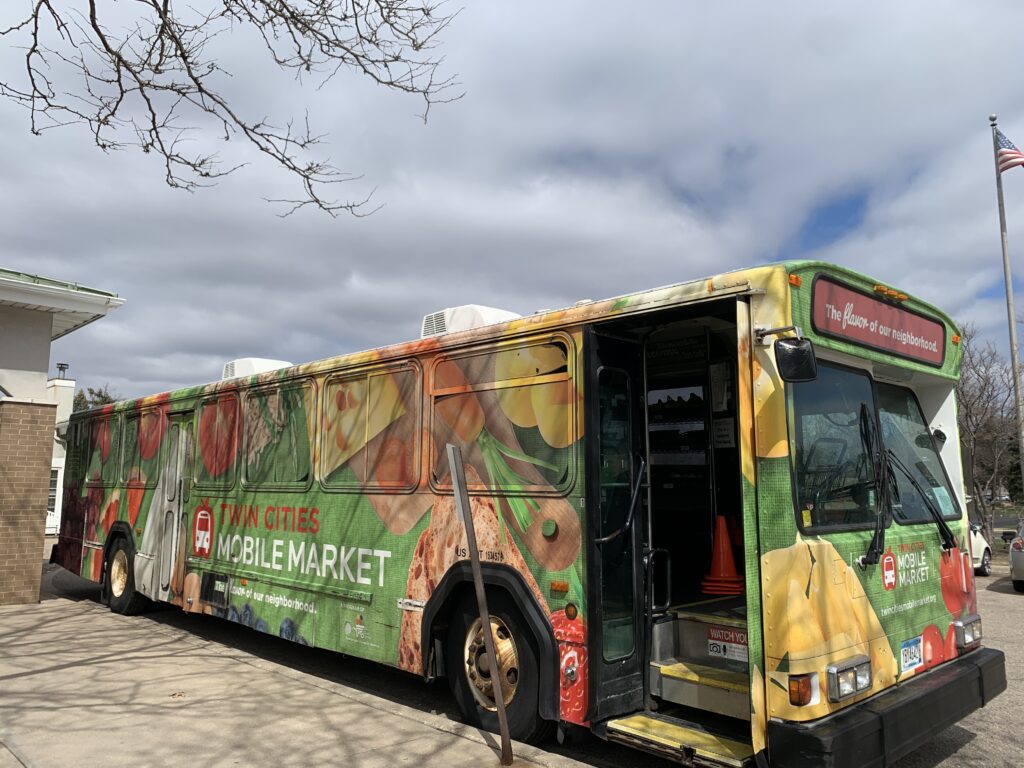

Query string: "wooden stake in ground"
[447, 443, 513, 766]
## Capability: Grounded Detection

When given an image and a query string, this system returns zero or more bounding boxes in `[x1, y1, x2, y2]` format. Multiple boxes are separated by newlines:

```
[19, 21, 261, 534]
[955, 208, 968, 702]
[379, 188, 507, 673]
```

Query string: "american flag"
[997, 129, 1024, 174]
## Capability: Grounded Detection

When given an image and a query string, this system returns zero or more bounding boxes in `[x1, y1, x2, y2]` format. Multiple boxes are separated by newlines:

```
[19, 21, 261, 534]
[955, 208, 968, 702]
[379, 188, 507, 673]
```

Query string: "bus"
[54, 261, 1005, 767]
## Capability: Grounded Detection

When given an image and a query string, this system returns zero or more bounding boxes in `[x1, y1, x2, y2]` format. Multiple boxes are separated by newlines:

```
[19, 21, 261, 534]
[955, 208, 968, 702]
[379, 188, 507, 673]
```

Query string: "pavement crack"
[0, 736, 31, 767]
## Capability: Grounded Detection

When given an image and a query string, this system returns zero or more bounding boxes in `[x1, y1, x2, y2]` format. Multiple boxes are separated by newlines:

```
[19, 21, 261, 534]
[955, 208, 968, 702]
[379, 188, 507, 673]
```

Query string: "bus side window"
[194, 392, 240, 489]
[66, 422, 83, 481]
[86, 413, 121, 487]
[321, 365, 421, 490]
[242, 381, 315, 488]
[429, 339, 575, 493]
[122, 409, 165, 489]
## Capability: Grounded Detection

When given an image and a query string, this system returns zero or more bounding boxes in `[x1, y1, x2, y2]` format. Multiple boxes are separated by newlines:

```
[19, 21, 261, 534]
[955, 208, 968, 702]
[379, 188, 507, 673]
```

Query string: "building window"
[47, 469, 58, 514]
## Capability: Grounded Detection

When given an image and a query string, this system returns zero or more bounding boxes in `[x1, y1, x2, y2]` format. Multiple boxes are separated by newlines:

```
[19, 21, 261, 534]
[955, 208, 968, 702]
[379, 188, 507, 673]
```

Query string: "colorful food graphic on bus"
[49, 260, 997, 766]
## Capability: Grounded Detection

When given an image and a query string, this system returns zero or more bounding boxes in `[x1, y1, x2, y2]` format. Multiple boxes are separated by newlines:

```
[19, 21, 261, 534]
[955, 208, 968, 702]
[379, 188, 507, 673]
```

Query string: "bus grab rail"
[595, 455, 647, 545]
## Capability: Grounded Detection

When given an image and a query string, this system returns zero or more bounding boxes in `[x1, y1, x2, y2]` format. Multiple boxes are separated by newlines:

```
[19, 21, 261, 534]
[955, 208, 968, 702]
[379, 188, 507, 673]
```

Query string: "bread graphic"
[398, 471, 550, 673]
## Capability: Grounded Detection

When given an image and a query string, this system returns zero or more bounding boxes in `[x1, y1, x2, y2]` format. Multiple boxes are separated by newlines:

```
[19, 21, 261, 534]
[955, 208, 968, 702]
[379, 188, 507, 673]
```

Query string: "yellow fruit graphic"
[736, 332, 756, 487]
[494, 343, 566, 380]
[497, 386, 538, 428]
[763, 536, 896, 720]
[322, 369, 406, 478]
[366, 373, 406, 441]
[531, 381, 573, 449]
[749, 265, 792, 460]
[493, 343, 580, 448]
[751, 665, 766, 753]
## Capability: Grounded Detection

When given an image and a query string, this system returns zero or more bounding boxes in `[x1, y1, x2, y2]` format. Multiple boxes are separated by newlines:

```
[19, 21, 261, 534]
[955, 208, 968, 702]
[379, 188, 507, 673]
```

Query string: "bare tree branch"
[957, 323, 1016, 539]
[1, 1, 460, 215]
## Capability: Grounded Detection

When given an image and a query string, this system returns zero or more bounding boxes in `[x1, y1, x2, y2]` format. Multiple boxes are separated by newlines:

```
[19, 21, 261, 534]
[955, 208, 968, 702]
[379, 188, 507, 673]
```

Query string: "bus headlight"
[953, 615, 982, 649]
[826, 655, 872, 702]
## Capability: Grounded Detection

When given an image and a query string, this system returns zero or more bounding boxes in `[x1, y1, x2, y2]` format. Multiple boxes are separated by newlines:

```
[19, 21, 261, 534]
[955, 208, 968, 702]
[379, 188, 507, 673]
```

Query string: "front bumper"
[767, 647, 1005, 768]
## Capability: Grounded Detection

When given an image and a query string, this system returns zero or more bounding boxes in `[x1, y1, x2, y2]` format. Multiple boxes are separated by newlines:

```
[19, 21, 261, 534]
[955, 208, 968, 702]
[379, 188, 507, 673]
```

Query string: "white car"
[969, 523, 993, 577]
[1011, 524, 1024, 593]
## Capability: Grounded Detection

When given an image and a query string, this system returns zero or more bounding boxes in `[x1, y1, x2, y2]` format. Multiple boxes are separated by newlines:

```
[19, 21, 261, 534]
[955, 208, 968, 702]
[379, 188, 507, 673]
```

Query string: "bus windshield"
[792, 364, 877, 529]
[876, 382, 959, 522]
[792, 363, 959, 530]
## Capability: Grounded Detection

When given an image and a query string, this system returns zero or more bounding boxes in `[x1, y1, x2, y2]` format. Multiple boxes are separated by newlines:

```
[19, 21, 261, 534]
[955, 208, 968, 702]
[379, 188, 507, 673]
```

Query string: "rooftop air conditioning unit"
[421, 305, 521, 338]
[222, 358, 293, 380]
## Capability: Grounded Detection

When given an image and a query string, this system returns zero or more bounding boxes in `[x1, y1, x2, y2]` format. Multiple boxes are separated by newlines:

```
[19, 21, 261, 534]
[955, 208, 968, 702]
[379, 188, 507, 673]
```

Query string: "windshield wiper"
[859, 403, 890, 566]
[885, 448, 957, 551]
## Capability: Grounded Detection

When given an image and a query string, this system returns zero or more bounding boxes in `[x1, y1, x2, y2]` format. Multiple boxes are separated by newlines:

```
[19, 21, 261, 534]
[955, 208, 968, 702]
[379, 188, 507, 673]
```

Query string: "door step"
[606, 712, 753, 767]
[651, 660, 750, 720]
[651, 597, 749, 668]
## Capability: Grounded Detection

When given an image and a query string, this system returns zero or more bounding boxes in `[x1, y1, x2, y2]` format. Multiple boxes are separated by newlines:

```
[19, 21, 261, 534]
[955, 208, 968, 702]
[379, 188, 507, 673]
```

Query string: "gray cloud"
[2, 2, 1023, 398]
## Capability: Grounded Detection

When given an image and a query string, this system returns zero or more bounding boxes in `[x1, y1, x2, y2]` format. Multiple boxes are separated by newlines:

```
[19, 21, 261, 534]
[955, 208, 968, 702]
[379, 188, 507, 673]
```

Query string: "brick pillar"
[0, 399, 57, 605]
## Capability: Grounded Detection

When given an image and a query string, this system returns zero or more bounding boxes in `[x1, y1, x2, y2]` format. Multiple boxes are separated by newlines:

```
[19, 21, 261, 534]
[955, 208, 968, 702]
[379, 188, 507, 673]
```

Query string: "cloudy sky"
[4, 2, 1024, 399]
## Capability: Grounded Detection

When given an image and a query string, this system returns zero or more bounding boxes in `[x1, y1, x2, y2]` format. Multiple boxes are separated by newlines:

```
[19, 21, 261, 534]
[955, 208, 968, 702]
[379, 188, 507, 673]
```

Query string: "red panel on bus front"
[811, 278, 945, 366]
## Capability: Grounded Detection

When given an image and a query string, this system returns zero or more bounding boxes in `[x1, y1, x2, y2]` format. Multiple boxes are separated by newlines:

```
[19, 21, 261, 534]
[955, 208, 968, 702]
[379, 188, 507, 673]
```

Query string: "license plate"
[900, 636, 923, 673]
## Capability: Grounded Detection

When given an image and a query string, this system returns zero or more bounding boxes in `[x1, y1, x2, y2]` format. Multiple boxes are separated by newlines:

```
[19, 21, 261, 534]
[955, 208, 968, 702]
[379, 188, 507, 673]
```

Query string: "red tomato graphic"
[939, 548, 966, 617]
[100, 493, 120, 535]
[960, 553, 978, 616]
[125, 468, 148, 526]
[199, 396, 238, 478]
[551, 610, 588, 725]
[138, 407, 167, 460]
[944, 623, 959, 662]
[921, 624, 945, 669]
[89, 548, 103, 581]
[93, 420, 112, 463]
[84, 477, 104, 534]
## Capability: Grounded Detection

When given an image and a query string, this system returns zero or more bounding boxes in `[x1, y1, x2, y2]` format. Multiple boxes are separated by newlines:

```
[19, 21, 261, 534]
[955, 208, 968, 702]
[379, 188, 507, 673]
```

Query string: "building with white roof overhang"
[0, 268, 123, 604]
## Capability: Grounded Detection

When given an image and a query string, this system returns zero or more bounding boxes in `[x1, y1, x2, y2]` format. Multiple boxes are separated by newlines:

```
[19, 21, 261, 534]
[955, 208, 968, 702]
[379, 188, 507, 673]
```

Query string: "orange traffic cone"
[701, 515, 744, 596]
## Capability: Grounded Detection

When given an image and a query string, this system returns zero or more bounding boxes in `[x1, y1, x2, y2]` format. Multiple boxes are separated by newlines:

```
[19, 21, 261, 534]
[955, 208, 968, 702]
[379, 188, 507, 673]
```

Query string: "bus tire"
[445, 590, 552, 744]
[1013, 580, 1024, 593]
[105, 536, 148, 615]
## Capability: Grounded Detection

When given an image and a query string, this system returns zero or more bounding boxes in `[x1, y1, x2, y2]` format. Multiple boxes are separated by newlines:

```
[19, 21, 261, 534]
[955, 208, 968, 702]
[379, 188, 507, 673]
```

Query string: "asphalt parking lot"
[885, 563, 1017, 768]
[0, 561, 1017, 768]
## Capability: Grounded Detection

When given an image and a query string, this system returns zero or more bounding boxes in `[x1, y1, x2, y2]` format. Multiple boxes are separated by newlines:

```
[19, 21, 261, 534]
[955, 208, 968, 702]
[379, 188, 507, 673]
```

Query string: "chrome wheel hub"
[110, 549, 128, 598]
[463, 615, 519, 711]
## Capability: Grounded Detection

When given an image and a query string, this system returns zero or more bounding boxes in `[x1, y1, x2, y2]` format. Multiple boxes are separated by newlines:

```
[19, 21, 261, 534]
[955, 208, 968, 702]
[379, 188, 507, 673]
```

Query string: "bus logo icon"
[881, 548, 897, 591]
[193, 500, 213, 558]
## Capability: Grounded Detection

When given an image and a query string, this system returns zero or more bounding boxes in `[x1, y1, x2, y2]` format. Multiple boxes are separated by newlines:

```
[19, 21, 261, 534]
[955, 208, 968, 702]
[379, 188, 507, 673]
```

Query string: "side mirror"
[775, 337, 818, 382]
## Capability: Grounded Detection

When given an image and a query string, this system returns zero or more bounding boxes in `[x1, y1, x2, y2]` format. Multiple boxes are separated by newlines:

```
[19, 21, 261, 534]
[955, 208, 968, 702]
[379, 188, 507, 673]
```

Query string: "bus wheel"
[105, 536, 148, 615]
[445, 591, 551, 744]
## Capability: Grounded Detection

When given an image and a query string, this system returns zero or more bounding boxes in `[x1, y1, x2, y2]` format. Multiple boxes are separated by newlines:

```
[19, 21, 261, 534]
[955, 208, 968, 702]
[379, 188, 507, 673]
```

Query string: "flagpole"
[989, 113, 1024, 502]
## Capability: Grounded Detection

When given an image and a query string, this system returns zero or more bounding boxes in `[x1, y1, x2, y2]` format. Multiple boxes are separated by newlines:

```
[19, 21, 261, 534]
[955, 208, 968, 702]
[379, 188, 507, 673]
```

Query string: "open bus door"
[586, 328, 648, 722]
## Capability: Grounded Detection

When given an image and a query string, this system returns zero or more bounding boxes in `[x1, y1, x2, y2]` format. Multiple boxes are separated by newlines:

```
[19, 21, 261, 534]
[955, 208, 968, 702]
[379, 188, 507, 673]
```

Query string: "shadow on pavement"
[39, 560, 459, 719]
[983, 575, 1021, 595]
[35, 561, 672, 768]
[39, 563, 101, 602]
